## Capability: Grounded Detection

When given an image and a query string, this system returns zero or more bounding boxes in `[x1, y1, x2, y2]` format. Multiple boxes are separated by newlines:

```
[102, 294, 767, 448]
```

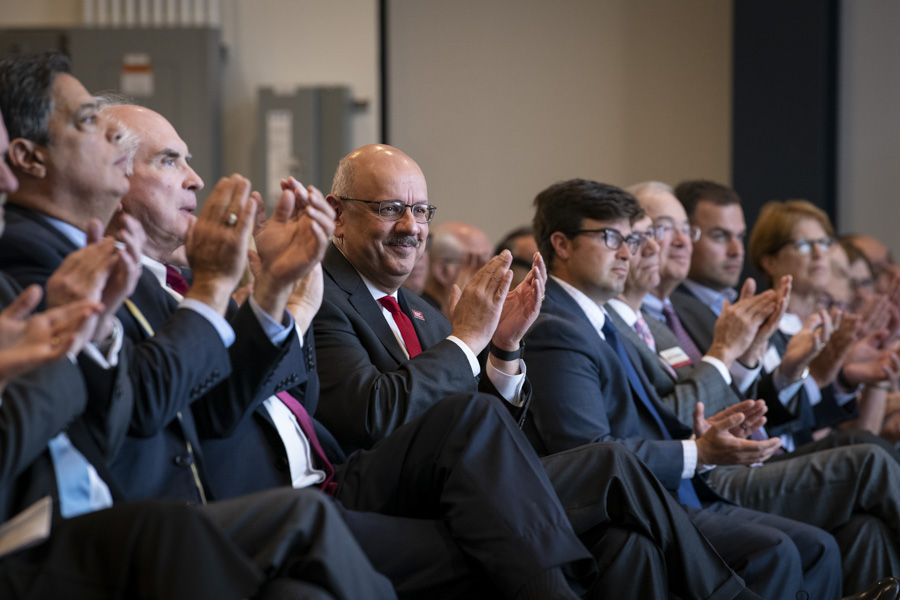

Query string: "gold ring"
[225, 212, 238, 226]
[50, 336, 61, 348]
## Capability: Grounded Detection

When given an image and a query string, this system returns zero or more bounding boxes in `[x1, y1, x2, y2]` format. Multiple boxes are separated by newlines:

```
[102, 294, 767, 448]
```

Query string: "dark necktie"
[601, 318, 702, 509]
[378, 295, 422, 357]
[661, 303, 704, 365]
[165, 264, 190, 296]
[275, 391, 338, 496]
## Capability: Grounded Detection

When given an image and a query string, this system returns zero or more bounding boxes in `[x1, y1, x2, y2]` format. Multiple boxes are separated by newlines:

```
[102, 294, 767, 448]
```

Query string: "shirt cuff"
[682, 439, 698, 479]
[179, 299, 236, 348]
[701, 355, 732, 385]
[81, 318, 124, 369]
[486, 359, 527, 407]
[248, 294, 294, 345]
[773, 366, 806, 408]
[446, 335, 481, 377]
[730, 360, 762, 394]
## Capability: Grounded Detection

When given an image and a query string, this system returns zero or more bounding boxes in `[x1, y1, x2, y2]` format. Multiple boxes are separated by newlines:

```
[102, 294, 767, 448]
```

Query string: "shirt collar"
[606, 298, 638, 327]
[551, 275, 607, 339]
[361, 275, 398, 303]
[142, 255, 168, 289]
[641, 292, 667, 322]
[40, 214, 87, 248]
[681, 279, 738, 317]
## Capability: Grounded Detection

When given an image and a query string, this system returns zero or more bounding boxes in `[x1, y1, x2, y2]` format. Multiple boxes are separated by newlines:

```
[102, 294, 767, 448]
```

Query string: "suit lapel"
[324, 244, 413, 364]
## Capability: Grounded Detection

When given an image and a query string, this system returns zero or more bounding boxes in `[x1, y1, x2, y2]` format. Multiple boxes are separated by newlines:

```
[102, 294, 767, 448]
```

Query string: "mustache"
[384, 236, 420, 247]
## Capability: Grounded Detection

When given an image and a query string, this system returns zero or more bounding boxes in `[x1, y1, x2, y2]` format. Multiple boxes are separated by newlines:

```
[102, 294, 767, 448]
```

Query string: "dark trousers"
[336, 393, 761, 600]
[0, 500, 261, 600]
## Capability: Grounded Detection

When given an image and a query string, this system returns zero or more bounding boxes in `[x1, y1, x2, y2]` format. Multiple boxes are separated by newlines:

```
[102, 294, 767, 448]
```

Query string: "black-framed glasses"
[656, 221, 701, 242]
[569, 228, 642, 254]
[339, 197, 437, 223]
[778, 237, 834, 255]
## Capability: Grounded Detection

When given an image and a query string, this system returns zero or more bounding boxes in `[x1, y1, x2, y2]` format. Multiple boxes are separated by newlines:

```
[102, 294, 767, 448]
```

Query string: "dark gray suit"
[662, 285, 900, 594]
[605, 305, 734, 426]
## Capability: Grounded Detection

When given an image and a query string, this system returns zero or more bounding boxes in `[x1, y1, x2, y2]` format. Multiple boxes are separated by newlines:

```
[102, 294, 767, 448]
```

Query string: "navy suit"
[524, 278, 842, 600]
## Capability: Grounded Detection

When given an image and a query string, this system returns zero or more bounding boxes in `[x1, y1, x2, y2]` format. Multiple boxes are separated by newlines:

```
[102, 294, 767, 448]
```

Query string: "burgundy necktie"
[661, 303, 704, 365]
[275, 391, 338, 495]
[165, 264, 190, 296]
[378, 295, 422, 357]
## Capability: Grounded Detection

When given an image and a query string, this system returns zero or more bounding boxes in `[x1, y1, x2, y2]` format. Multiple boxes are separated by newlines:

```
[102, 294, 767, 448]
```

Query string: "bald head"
[332, 144, 425, 200]
[431, 222, 492, 265]
[329, 144, 430, 293]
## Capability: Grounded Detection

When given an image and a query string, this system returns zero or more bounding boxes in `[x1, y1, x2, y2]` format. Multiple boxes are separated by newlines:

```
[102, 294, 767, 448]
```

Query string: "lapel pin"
[412, 309, 425, 321]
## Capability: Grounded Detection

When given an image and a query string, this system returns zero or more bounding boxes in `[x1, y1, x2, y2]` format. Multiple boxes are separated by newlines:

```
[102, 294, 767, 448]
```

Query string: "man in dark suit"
[0, 51, 409, 600]
[525, 177, 900, 598]
[0, 96, 395, 599]
[97, 101, 608, 600]
[310, 143, 780, 600]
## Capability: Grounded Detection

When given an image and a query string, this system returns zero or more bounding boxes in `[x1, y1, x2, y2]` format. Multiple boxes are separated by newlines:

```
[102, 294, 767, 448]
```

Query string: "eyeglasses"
[779, 237, 834, 255]
[569, 228, 642, 254]
[656, 222, 701, 242]
[632, 225, 666, 247]
[339, 197, 437, 223]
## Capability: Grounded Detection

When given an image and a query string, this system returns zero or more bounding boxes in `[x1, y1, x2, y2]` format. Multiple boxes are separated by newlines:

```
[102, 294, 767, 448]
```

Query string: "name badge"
[660, 346, 692, 369]
[412, 309, 425, 321]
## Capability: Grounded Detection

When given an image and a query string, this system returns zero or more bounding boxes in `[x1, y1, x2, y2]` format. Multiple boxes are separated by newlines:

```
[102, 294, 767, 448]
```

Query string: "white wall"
[388, 0, 733, 243]
[838, 0, 900, 259]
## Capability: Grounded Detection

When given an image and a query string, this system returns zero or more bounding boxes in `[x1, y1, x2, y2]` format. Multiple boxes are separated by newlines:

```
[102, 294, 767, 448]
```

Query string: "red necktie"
[275, 391, 338, 496]
[165, 264, 190, 296]
[378, 295, 422, 358]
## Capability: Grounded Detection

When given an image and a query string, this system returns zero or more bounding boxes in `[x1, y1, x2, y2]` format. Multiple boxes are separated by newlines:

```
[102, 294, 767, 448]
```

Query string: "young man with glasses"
[521, 177, 851, 600]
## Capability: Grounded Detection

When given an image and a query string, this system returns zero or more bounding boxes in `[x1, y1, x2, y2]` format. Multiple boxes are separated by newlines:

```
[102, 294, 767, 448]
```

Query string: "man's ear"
[326, 194, 344, 237]
[7, 138, 47, 179]
[549, 231, 571, 263]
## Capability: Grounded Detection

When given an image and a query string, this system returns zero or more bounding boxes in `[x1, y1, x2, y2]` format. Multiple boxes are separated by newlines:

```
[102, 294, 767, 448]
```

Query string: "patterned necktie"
[378, 295, 422, 358]
[601, 319, 702, 509]
[275, 391, 338, 495]
[635, 316, 678, 380]
[165, 264, 190, 296]
[661, 303, 704, 365]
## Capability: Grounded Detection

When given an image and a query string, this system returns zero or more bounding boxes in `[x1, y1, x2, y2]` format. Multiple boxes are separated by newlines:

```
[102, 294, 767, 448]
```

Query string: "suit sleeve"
[191, 302, 306, 439]
[524, 315, 685, 491]
[0, 362, 88, 485]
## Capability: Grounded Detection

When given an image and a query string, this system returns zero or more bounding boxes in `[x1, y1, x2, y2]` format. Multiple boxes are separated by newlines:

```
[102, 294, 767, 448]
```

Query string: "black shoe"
[842, 578, 900, 600]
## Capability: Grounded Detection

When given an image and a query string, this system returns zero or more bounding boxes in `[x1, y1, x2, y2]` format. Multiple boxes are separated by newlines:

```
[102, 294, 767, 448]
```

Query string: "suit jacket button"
[275, 457, 289, 472]
[174, 454, 192, 467]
